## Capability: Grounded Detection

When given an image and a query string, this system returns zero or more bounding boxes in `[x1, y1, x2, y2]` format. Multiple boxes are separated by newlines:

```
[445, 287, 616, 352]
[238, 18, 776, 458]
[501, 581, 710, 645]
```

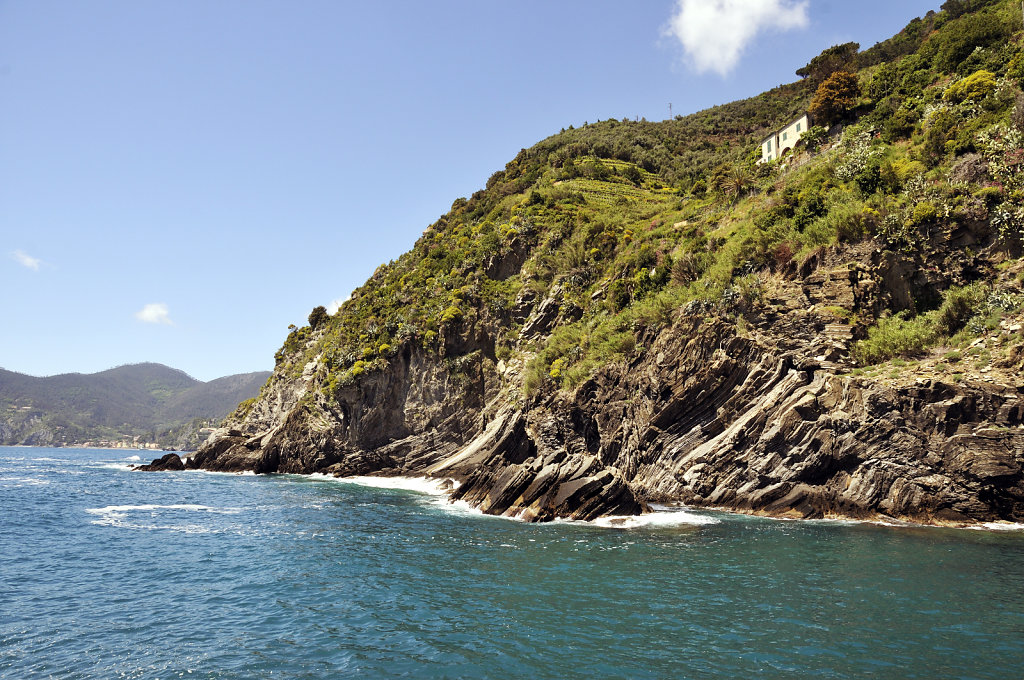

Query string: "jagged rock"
[168, 303, 1024, 526]
[136, 453, 185, 471]
[148, 194, 1024, 528]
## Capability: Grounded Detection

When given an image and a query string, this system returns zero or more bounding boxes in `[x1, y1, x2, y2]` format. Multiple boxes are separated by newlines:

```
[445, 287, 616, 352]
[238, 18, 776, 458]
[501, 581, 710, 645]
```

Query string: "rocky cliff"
[182, 237, 1024, 525]
[173, 1, 1024, 526]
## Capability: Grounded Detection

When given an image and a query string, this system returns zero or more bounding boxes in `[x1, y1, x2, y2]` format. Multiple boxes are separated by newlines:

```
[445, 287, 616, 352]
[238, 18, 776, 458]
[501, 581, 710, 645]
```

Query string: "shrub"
[934, 13, 1009, 73]
[853, 312, 935, 364]
[439, 305, 463, 324]
[622, 164, 643, 186]
[308, 305, 329, 330]
[883, 105, 920, 142]
[974, 185, 1003, 204]
[608, 279, 631, 311]
[943, 70, 997, 104]
[802, 125, 829, 152]
[934, 283, 988, 335]
[908, 201, 939, 227]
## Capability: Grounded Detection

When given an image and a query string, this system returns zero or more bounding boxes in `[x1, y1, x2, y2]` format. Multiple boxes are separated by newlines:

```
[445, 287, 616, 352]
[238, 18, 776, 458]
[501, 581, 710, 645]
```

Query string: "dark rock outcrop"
[154, 185, 1024, 527]
[135, 453, 185, 471]
[174, 298, 1023, 525]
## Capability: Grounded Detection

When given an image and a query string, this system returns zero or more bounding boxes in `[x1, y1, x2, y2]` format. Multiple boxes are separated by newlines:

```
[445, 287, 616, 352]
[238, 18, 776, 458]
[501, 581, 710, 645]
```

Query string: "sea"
[1, 446, 1023, 680]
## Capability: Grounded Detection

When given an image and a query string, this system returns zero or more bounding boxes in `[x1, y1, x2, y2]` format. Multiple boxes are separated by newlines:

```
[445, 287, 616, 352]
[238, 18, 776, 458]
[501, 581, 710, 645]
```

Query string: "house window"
[783, 132, 788, 141]
[766, 140, 772, 152]
[796, 123, 801, 132]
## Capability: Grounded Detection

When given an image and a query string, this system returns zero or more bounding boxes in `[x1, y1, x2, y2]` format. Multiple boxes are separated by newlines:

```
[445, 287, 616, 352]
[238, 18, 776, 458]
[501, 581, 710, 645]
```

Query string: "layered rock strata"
[171, 268, 1024, 525]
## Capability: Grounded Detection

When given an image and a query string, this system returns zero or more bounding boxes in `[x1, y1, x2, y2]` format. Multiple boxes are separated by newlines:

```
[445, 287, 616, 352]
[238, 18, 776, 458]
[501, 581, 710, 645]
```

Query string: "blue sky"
[1, 0, 941, 381]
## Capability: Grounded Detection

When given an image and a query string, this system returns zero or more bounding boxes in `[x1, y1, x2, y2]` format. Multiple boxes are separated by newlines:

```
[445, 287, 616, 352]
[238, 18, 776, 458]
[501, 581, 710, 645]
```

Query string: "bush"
[934, 13, 1009, 73]
[908, 201, 938, 227]
[622, 165, 643, 186]
[308, 305, 329, 329]
[854, 312, 935, 364]
[943, 70, 997, 103]
[934, 283, 988, 336]
[802, 125, 829, 152]
[439, 305, 463, 324]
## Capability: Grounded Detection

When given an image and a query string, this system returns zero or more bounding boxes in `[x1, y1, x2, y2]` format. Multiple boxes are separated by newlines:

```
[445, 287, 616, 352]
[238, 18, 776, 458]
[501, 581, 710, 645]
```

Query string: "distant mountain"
[0, 363, 270, 450]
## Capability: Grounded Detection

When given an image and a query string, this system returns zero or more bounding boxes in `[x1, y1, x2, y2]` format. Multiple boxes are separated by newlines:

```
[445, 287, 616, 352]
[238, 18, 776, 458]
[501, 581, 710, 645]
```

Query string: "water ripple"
[1, 447, 1023, 679]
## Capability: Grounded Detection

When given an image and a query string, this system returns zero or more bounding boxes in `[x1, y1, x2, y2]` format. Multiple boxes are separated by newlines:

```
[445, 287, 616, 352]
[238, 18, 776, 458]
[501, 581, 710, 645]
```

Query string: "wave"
[318, 474, 459, 496]
[555, 506, 721, 529]
[0, 476, 51, 487]
[85, 504, 244, 533]
[125, 455, 141, 462]
[88, 503, 242, 514]
[93, 462, 135, 471]
[967, 521, 1024, 532]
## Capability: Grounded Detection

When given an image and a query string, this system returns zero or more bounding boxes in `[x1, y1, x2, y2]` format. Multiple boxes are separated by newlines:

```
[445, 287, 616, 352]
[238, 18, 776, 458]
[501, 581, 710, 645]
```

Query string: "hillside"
[0, 363, 270, 450]
[182, 0, 1024, 525]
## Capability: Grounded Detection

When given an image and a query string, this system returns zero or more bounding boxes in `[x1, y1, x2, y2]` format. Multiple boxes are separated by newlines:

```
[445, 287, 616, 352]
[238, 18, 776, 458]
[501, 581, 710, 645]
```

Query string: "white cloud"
[326, 296, 350, 315]
[665, 0, 809, 77]
[13, 250, 41, 271]
[135, 303, 173, 325]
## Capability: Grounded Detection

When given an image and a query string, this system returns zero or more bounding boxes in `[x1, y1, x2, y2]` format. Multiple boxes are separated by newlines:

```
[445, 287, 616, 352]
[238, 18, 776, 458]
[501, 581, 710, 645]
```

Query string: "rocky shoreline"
[140, 261, 1024, 527]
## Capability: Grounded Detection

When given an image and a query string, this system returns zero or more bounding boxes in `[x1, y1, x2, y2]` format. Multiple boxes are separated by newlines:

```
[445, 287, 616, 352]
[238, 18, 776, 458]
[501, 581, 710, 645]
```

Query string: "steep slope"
[187, 0, 1024, 525]
[0, 364, 271, 448]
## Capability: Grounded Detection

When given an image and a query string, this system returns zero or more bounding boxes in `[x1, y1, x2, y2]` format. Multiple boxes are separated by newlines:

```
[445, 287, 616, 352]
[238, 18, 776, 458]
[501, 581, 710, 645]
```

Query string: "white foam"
[87, 503, 241, 515]
[0, 476, 50, 487]
[323, 475, 458, 496]
[85, 504, 244, 533]
[93, 462, 134, 471]
[577, 507, 720, 529]
[125, 455, 141, 462]
[191, 469, 256, 476]
[968, 522, 1024, 532]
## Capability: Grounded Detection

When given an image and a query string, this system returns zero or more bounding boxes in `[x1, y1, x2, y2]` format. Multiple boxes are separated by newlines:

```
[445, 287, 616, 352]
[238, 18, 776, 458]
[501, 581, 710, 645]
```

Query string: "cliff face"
[188, 241, 1024, 525]
[181, 1, 1024, 525]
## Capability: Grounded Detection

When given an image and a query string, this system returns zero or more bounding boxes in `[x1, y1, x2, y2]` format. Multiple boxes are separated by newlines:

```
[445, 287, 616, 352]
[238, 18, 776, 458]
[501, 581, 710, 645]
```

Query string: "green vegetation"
[853, 284, 1024, 364]
[273, 0, 1024, 400]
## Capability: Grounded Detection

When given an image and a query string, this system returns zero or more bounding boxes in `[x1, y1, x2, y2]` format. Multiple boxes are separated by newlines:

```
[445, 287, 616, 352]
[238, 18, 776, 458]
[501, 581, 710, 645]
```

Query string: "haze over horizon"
[1, 0, 939, 381]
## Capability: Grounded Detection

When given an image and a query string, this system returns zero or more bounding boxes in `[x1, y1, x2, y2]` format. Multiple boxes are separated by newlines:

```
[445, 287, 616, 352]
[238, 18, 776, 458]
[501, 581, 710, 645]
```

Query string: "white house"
[759, 114, 810, 163]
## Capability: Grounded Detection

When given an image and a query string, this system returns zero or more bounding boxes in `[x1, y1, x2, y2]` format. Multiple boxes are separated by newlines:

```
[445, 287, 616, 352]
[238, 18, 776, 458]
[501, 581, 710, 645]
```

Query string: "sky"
[0, 0, 943, 381]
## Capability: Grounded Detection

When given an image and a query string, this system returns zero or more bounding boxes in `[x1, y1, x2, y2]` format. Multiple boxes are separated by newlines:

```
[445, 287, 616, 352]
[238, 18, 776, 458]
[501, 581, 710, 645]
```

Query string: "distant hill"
[0, 363, 270, 450]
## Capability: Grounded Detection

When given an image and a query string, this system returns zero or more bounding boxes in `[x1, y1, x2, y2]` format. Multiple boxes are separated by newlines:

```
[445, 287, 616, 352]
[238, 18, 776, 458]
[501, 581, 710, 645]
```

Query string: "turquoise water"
[1, 446, 1023, 679]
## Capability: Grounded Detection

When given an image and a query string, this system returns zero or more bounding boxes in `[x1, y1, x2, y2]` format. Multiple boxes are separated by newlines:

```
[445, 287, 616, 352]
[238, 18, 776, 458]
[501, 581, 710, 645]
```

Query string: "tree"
[308, 305, 329, 330]
[622, 164, 643, 186]
[808, 71, 861, 126]
[710, 165, 754, 204]
[796, 42, 860, 85]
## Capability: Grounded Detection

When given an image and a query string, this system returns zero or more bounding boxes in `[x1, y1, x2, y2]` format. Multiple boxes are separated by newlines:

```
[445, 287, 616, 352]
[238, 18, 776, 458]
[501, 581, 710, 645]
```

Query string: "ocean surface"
[1, 446, 1023, 679]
